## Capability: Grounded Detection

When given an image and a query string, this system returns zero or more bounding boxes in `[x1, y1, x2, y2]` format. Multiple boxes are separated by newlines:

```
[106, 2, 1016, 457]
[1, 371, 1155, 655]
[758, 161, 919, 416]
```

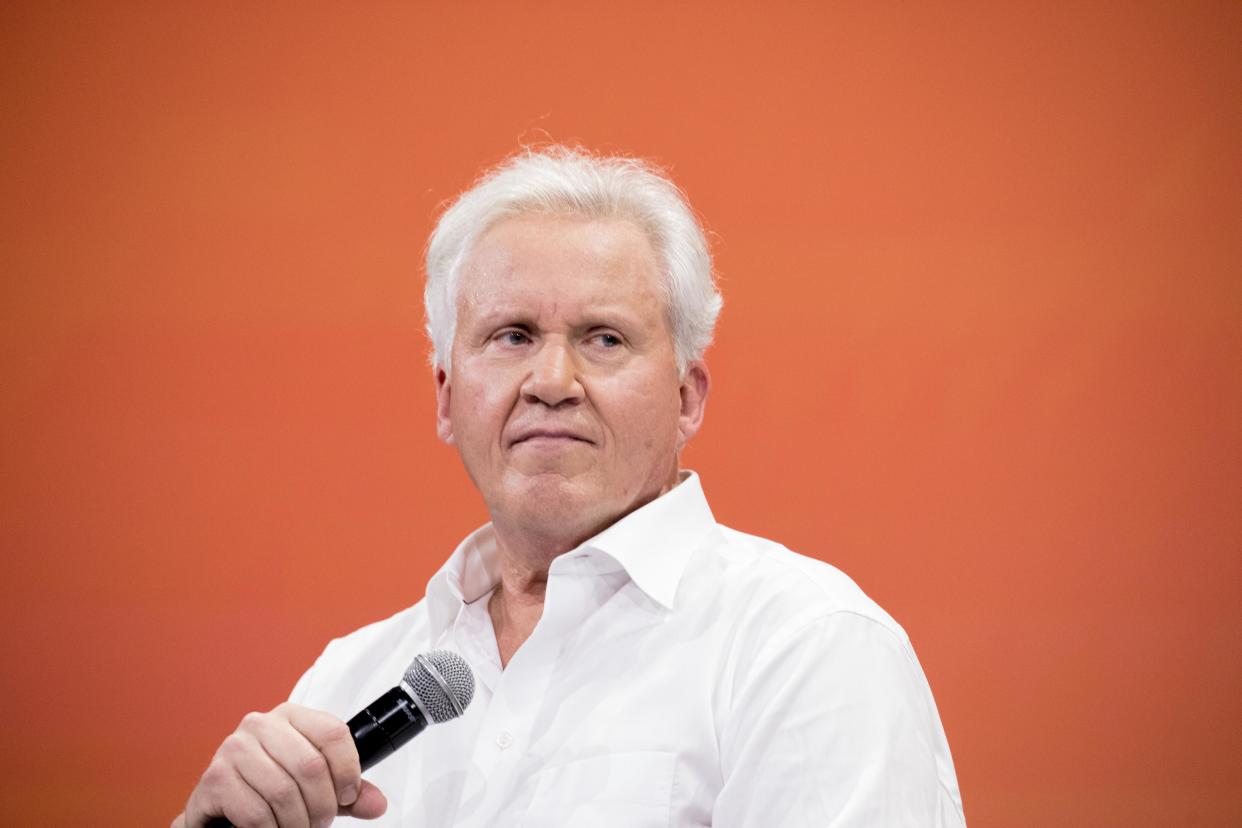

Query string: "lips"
[509, 428, 593, 447]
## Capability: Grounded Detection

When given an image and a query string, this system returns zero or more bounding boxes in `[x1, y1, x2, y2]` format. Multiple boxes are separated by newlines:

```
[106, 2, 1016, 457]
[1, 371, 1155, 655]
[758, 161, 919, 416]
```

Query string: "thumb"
[338, 780, 388, 820]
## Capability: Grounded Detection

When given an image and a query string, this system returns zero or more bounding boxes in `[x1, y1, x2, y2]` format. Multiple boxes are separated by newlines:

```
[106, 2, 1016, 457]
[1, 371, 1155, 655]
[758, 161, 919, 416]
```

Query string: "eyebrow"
[468, 305, 648, 332]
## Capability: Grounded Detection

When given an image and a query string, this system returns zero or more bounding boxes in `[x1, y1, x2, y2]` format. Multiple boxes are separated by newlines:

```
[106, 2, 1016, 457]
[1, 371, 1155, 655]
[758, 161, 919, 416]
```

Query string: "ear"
[676, 360, 711, 450]
[435, 367, 455, 444]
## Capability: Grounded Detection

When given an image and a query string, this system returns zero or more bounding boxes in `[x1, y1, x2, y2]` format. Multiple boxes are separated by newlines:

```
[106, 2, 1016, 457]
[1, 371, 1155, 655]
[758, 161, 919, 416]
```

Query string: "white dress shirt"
[290, 473, 965, 826]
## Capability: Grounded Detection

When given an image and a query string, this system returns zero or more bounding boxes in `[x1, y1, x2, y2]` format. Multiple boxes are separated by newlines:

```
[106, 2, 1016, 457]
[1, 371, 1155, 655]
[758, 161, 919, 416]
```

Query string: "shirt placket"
[462, 555, 621, 823]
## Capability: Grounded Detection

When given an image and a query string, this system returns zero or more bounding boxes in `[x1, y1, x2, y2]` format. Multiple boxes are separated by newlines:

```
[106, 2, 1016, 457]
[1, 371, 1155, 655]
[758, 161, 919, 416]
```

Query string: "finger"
[252, 716, 340, 827]
[184, 756, 277, 828]
[226, 730, 312, 828]
[283, 704, 362, 808]
[339, 780, 388, 821]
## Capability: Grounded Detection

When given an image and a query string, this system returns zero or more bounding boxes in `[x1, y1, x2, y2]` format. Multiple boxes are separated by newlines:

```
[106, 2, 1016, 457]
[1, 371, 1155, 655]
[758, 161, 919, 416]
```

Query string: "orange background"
[2, 3, 1239, 825]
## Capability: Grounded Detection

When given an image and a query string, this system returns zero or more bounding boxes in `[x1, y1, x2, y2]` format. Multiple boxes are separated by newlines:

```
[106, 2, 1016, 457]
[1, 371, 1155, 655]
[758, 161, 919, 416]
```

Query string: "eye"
[590, 332, 624, 349]
[494, 329, 531, 347]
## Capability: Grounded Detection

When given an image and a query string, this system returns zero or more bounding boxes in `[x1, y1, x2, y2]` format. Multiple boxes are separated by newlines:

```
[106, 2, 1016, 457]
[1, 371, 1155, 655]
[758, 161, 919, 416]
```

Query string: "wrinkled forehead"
[454, 214, 667, 315]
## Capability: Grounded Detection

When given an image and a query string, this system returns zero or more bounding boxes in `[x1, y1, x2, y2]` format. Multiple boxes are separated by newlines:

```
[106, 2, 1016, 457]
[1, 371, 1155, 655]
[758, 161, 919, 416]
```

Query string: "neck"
[484, 524, 570, 668]
[485, 471, 687, 666]
[490, 520, 583, 583]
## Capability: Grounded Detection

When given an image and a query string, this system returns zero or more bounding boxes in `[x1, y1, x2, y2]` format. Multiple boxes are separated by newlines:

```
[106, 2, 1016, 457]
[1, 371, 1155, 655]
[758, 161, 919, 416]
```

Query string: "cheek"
[449, 378, 510, 445]
[602, 377, 682, 450]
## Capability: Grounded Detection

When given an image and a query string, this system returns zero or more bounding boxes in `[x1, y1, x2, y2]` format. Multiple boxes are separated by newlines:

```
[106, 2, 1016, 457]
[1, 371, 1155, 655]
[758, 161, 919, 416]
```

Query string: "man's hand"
[172, 703, 388, 828]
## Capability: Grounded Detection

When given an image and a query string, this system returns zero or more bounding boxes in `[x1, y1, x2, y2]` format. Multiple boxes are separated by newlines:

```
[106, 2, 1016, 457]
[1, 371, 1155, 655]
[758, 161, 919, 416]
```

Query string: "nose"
[520, 338, 584, 408]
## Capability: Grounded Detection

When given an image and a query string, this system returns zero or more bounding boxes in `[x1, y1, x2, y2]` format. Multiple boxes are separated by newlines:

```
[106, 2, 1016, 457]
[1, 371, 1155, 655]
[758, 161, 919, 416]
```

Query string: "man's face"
[436, 214, 709, 546]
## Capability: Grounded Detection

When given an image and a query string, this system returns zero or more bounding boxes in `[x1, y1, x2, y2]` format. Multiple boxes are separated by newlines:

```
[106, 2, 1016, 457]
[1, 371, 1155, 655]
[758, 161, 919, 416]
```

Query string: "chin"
[504, 474, 613, 538]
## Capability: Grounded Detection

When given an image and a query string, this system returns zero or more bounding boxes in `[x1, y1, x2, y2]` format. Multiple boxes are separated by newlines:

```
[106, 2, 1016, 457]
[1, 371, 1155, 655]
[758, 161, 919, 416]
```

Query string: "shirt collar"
[578, 471, 716, 610]
[424, 471, 717, 640]
[425, 523, 502, 643]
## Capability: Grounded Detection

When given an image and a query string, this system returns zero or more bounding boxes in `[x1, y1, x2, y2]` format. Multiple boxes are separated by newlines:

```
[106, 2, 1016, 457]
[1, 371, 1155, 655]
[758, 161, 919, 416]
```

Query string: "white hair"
[424, 145, 722, 375]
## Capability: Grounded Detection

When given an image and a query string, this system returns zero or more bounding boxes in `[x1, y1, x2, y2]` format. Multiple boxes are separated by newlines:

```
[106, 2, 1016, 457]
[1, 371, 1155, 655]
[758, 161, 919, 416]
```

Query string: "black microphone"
[207, 649, 475, 828]
[349, 649, 475, 769]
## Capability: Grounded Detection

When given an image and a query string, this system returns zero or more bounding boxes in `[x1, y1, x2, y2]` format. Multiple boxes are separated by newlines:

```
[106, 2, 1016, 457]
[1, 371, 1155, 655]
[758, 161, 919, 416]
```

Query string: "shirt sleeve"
[713, 610, 965, 827]
[288, 640, 336, 706]
[287, 661, 316, 705]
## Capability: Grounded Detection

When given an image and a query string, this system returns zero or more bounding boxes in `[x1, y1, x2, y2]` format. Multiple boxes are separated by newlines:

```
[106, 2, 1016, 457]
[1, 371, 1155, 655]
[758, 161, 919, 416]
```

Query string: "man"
[176, 146, 966, 827]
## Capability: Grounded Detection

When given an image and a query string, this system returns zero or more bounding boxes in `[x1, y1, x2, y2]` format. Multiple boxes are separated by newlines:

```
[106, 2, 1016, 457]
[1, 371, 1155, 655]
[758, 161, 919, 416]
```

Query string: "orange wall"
[2, 3, 1239, 825]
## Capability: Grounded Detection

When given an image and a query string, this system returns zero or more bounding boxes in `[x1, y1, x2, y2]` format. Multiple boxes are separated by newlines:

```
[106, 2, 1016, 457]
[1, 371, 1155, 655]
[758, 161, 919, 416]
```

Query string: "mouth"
[510, 429, 593, 447]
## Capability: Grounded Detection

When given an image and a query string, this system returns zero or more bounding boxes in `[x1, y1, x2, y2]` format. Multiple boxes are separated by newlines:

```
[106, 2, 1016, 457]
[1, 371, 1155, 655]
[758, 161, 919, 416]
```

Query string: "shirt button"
[495, 731, 513, 750]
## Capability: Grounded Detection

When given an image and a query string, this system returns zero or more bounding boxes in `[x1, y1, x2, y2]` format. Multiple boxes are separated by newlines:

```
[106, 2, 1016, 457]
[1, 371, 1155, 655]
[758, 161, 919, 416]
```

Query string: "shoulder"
[701, 524, 907, 642]
[320, 602, 430, 661]
[698, 528, 965, 825]
[289, 601, 432, 717]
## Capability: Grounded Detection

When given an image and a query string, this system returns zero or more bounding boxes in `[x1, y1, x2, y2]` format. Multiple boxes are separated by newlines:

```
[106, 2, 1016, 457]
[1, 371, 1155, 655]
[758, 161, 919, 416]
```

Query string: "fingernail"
[340, 781, 360, 806]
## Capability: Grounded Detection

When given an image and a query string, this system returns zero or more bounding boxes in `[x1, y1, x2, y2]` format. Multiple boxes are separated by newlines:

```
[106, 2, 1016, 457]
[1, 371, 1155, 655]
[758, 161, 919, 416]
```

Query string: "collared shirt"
[290, 473, 966, 826]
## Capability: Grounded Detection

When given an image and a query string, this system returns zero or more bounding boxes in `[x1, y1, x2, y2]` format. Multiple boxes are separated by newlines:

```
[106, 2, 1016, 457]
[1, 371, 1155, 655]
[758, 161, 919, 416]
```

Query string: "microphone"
[207, 649, 475, 828]
[350, 649, 476, 770]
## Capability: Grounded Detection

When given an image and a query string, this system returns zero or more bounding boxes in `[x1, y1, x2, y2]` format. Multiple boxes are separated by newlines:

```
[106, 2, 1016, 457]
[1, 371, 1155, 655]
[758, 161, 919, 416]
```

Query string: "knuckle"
[321, 719, 351, 746]
[273, 701, 303, 723]
[238, 710, 266, 732]
[199, 757, 232, 787]
[218, 732, 249, 761]
[268, 776, 301, 809]
[296, 749, 330, 781]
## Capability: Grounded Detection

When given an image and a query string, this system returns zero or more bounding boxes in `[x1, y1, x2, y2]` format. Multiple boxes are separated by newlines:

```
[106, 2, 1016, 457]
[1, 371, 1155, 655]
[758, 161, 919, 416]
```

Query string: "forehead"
[456, 214, 664, 315]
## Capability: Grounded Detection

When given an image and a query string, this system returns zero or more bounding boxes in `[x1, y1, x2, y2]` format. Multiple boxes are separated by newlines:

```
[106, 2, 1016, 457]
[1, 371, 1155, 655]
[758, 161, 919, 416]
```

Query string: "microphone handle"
[350, 685, 430, 771]
[205, 685, 429, 827]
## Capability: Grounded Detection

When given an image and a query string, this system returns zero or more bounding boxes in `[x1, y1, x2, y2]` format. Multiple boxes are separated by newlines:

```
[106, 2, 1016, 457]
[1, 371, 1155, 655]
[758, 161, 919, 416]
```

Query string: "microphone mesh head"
[403, 650, 476, 724]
